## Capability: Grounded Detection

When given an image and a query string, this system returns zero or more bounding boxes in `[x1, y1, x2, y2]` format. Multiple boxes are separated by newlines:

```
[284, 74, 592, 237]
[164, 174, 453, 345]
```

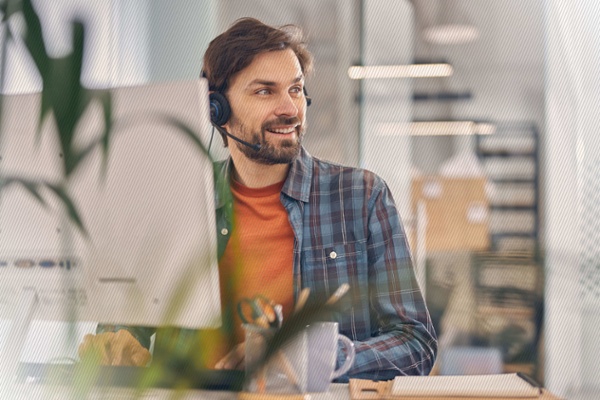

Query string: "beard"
[228, 115, 305, 165]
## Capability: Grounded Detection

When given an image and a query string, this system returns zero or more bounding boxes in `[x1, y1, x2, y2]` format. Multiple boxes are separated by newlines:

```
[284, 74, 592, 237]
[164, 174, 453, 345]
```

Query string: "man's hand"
[214, 342, 245, 370]
[78, 330, 152, 367]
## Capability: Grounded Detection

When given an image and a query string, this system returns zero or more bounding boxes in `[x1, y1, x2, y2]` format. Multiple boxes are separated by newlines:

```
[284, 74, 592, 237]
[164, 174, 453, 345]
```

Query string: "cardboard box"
[411, 177, 489, 252]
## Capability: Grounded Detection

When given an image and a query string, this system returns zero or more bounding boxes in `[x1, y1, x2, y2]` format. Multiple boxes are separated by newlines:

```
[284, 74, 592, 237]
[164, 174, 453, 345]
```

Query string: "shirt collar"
[281, 146, 313, 203]
[214, 146, 313, 209]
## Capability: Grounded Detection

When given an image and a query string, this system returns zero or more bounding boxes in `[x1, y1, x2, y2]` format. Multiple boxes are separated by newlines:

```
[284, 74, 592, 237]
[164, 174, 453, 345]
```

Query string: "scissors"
[237, 295, 281, 329]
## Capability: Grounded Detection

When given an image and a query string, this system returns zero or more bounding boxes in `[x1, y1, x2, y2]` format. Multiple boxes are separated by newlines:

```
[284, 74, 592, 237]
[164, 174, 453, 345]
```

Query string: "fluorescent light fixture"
[423, 24, 480, 45]
[377, 121, 496, 137]
[348, 64, 453, 79]
[475, 123, 497, 135]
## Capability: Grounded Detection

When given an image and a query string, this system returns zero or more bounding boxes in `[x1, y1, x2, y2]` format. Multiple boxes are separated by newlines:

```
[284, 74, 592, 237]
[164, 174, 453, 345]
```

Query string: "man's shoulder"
[213, 158, 228, 171]
[311, 155, 384, 186]
[212, 158, 231, 183]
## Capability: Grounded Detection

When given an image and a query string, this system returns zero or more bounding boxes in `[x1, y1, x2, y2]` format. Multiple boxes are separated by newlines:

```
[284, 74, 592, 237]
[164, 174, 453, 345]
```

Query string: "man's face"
[223, 49, 307, 165]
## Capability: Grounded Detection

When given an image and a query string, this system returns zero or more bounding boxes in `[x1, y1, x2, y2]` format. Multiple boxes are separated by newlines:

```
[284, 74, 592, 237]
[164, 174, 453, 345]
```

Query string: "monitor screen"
[0, 79, 221, 330]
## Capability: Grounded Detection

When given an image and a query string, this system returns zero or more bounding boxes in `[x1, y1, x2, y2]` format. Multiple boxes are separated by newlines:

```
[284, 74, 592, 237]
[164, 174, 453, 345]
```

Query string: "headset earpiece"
[209, 92, 231, 126]
[303, 87, 312, 107]
[210, 87, 309, 126]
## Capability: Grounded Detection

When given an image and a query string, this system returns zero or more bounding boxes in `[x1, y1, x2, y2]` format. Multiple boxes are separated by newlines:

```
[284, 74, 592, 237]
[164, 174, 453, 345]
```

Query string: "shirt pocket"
[302, 240, 368, 313]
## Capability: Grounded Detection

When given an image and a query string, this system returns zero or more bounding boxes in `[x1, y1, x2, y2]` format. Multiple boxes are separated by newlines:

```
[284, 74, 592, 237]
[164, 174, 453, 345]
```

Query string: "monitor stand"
[0, 288, 38, 394]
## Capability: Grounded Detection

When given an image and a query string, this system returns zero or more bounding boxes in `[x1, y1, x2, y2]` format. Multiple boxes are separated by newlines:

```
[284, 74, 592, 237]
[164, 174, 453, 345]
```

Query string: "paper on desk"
[391, 373, 541, 398]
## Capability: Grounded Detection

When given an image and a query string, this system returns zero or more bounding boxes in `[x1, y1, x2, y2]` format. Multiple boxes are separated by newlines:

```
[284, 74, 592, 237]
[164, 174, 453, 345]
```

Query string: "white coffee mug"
[243, 324, 308, 394]
[306, 322, 355, 392]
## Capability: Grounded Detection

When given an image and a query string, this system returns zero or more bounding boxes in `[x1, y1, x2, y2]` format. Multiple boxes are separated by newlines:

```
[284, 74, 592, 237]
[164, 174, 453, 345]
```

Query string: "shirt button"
[329, 251, 337, 259]
[221, 228, 229, 236]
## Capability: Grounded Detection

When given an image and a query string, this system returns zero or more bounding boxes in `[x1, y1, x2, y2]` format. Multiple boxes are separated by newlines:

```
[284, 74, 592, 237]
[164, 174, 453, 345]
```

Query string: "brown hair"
[202, 18, 313, 93]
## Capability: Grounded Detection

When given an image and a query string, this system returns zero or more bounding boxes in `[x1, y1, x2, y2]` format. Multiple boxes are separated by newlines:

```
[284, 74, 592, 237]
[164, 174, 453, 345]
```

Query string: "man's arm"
[338, 178, 437, 381]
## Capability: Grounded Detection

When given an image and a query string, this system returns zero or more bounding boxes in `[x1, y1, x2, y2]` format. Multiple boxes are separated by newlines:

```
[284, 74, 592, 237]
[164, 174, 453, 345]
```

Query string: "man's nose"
[274, 93, 299, 117]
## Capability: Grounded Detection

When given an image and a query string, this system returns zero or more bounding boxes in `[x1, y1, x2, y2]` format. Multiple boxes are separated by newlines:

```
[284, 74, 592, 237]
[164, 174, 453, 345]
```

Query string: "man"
[79, 17, 437, 381]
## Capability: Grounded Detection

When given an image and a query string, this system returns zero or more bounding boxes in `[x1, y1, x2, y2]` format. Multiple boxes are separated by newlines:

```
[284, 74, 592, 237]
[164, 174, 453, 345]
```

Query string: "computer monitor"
[0, 79, 221, 361]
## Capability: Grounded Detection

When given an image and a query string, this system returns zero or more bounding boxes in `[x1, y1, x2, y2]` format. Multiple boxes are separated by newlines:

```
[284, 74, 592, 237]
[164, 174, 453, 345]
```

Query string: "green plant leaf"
[1, 0, 21, 24]
[73, 113, 210, 180]
[98, 89, 113, 176]
[0, 177, 88, 236]
[154, 114, 211, 159]
[20, 0, 53, 140]
[1, 26, 10, 132]
[0, 177, 47, 207]
[20, 0, 49, 76]
[46, 182, 88, 237]
[50, 20, 87, 176]
[76, 88, 113, 179]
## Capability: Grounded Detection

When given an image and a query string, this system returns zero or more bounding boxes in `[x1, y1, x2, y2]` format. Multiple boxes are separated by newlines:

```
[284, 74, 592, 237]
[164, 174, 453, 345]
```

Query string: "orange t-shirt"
[206, 177, 294, 366]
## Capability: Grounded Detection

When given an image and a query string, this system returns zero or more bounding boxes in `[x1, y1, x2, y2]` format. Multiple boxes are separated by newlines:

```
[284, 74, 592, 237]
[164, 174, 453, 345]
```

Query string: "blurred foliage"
[0, 0, 110, 234]
[0, 0, 211, 233]
[1, 0, 337, 397]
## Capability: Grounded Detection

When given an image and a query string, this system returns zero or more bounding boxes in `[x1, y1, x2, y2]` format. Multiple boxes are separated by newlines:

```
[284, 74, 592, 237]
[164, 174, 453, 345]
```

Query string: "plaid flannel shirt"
[99, 146, 437, 381]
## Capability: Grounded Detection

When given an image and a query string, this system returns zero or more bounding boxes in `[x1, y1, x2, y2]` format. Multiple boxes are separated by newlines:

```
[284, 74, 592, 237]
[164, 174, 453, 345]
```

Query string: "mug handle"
[331, 335, 356, 380]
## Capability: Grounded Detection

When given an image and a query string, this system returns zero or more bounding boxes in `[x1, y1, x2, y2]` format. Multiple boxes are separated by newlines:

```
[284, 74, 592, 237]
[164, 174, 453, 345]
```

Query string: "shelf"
[479, 151, 537, 158]
[474, 125, 541, 375]
[489, 178, 536, 184]
[490, 205, 537, 211]
[477, 123, 540, 252]
[503, 363, 536, 376]
[477, 305, 535, 318]
[491, 232, 537, 238]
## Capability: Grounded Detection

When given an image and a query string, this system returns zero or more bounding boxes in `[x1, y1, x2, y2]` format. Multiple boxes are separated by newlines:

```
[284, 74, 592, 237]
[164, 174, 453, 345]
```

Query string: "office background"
[1, 1, 598, 397]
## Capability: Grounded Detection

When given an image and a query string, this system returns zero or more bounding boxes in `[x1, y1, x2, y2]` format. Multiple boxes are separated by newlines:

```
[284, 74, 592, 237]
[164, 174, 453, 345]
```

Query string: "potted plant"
[1, 1, 341, 397]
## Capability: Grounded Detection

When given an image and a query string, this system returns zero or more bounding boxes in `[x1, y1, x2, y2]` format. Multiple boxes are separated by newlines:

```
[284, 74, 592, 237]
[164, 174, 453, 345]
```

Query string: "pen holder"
[243, 324, 307, 394]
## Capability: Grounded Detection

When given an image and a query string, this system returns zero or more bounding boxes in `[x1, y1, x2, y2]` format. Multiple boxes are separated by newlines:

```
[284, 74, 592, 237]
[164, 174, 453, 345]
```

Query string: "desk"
[14, 384, 563, 400]
[15, 384, 350, 399]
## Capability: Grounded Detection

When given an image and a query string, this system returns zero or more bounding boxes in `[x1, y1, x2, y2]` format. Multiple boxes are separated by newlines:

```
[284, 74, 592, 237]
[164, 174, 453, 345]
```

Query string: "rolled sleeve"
[338, 179, 437, 380]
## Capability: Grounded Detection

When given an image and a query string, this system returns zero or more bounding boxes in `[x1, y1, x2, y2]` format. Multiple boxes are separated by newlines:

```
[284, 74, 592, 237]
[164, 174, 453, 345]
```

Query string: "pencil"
[326, 283, 350, 305]
[294, 288, 310, 313]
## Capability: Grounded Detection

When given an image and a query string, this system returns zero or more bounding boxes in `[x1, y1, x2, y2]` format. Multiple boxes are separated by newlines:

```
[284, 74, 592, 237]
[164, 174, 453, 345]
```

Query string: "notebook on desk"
[17, 363, 245, 391]
[349, 373, 563, 400]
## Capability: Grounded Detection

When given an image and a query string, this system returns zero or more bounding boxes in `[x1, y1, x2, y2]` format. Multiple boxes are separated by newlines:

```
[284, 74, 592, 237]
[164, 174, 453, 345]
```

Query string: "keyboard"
[17, 363, 245, 392]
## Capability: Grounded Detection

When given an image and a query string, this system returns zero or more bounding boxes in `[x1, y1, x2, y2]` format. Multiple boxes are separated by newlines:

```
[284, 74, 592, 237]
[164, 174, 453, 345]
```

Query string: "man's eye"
[256, 89, 270, 95]
[290, 86, 302, 94]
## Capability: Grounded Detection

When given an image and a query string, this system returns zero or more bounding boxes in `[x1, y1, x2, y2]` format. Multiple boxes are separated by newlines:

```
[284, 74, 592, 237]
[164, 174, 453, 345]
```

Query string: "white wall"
[361, 0, 414, 220]
[145, 0, 218, 83]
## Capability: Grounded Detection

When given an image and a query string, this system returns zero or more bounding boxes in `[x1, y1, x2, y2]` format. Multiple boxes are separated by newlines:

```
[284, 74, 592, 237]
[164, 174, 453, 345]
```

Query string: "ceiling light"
[423, 24, 479, 45]
[422, 0, 480, 45]
[475, 123, 497, 135]
[377, 121, 496, 136]
[348, 64, 453, 79]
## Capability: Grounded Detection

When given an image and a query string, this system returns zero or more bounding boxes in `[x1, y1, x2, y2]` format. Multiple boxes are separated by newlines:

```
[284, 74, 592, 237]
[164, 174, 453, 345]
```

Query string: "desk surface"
[15, 384, 350, 400]
[15, 384, 566, 400]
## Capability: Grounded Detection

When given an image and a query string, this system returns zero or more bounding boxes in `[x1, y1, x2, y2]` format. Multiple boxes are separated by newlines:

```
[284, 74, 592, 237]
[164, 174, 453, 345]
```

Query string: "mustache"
[262, 116, 302, 131]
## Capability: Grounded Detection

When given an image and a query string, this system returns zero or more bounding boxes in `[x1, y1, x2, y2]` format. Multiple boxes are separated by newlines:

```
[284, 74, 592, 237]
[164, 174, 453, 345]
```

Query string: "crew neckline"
[230, 176, 285, 197]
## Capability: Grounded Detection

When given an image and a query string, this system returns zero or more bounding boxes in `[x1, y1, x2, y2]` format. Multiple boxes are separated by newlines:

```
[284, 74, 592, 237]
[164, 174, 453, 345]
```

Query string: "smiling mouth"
[266, 125, 298, 135]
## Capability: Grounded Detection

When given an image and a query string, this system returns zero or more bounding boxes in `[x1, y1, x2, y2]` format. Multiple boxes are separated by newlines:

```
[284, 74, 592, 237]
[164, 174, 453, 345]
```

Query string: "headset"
[207, 85, 311, 152]
[209, 88, 312, 126]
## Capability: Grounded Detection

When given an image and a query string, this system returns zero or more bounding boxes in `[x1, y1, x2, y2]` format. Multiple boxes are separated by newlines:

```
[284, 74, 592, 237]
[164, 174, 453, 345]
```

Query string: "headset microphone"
[209, 92, 262, 151]
[212, 123, 262, 151]
[209, 92, 261, 151]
